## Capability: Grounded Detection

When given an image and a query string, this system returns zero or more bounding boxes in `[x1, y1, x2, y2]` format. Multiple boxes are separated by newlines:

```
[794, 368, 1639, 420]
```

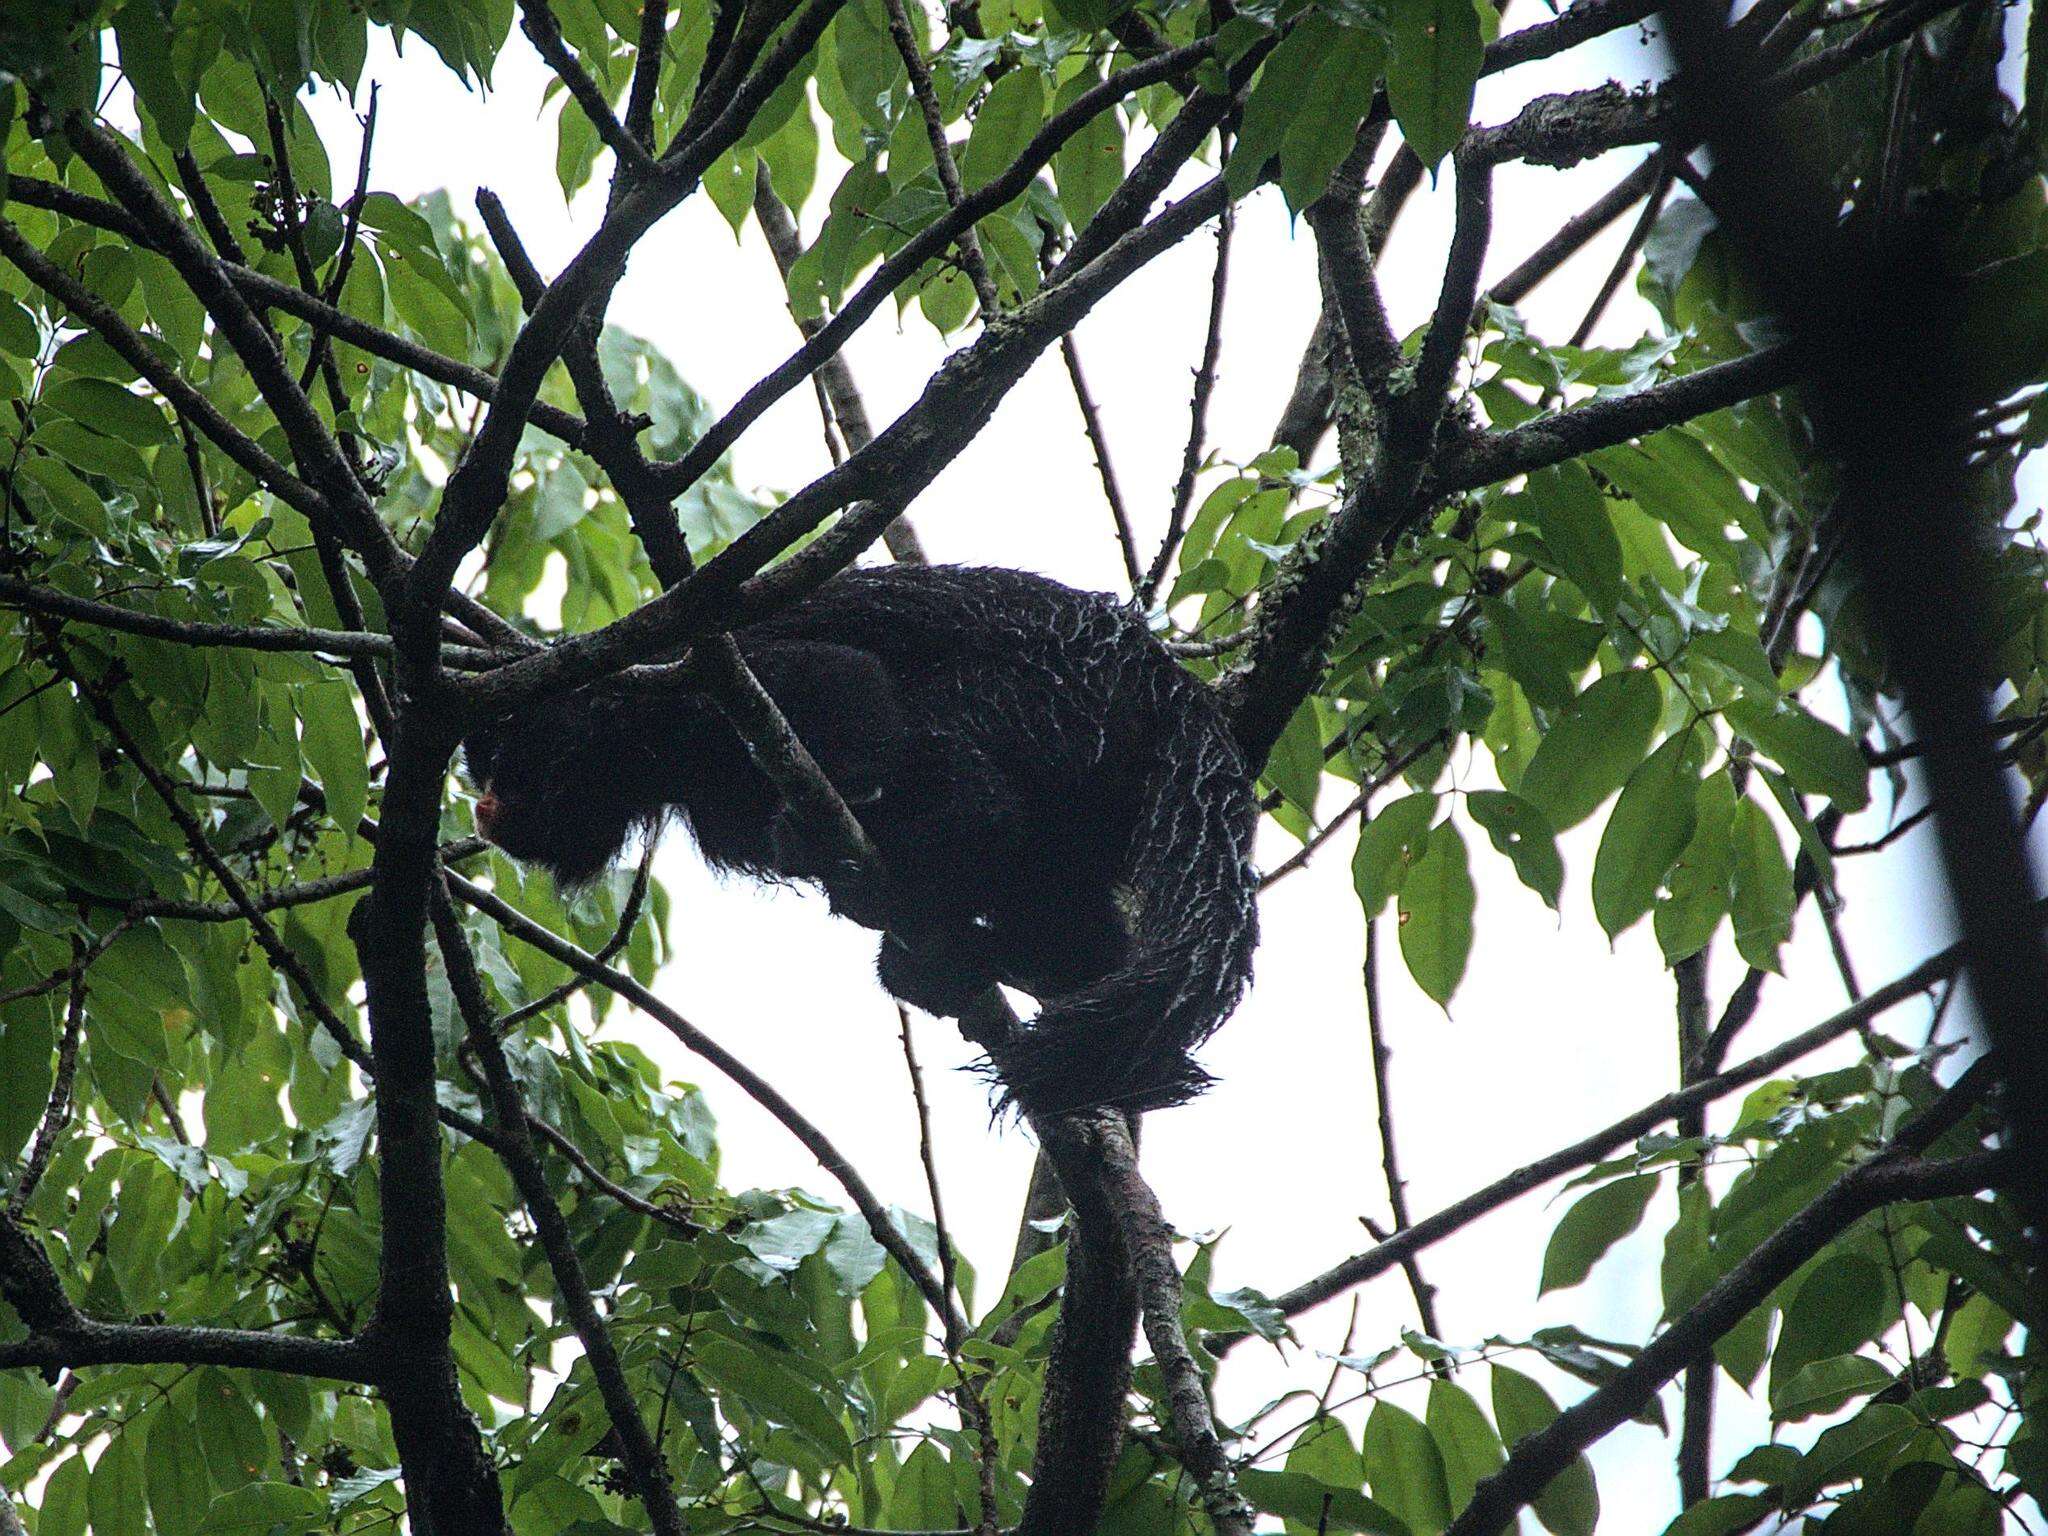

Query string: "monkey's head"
[461, 689, 651, 888]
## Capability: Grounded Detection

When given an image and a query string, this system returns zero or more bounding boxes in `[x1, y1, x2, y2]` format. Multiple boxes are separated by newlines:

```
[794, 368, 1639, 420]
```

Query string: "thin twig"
[1566, 159, 1673, 347]
[497, 847, 654, 1031]
[1144, 200, 1234, 602]
[880, 0, 1000, 309]
[1259, 736, 1441, 888]
[900, 1013, 1001, 1536]
[1362, 920, 1443, 1346]
[301, 86, 379, 395]
[1058, 332, 1142, 588]
[9, 943, 88, 1217]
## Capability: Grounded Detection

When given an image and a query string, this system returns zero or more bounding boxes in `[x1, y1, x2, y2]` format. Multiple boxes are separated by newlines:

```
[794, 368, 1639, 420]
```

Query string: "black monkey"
[462, 565, 1259, 1116]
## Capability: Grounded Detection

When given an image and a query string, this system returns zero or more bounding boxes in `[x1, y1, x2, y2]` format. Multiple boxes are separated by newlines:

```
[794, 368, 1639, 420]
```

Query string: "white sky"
[298, 16, 2033, 1529]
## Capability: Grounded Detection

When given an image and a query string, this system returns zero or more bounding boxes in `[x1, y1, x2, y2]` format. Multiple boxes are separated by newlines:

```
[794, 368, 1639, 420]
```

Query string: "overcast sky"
[295, 16, 2028, 1526]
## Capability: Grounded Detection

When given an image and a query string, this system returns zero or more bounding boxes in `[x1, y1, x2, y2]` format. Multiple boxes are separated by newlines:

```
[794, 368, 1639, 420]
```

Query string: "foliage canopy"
[0, 0, 2043, 1529]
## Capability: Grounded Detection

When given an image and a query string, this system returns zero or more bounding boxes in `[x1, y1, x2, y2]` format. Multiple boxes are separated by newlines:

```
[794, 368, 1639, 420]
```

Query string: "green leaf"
[17, 453, 110, 538]
[1386, 0, 1483, 172]
[116, 0, 197, 147]
[1659, 1494, 1780, 1536]
[297, 680, 368, 838]
[1540, 1174, 1658, 1294]
[1053, 68, 1124, 231]
[1518, 669, 1661, 830]
[1229, 18, 1325, 199]
[1728, 796, 1793, 972]
[1363, 1400, 1453, 1536]
[0, 1010, 55, 1162]
[919, 261, 976, 333]
[1240, 1470, 1408, 1535]
[41, 1454, 90, 1536]
[1771, 1355, 1895, 1422]
[1398, 820, 1474, 1006]
[1491, 1364, 1599, 1536]
[1465, 789, 1563, 908]
[1264, 701, 1326, 824]
[1769, 1252, 1892, 1402]
[1654, 768, 1734, 964]
[1272, 21, 1385, 212]
[705, 148, 759, 234]
[882, 1440, 957, 1528]
[1426, 1379, 1506, 1514]
[694, 1334, 855, 1467]
[145, 1408, 215, 1536]
[962, 70, 1046, 195]
[46, 376, 174, 450]
[1352, 791, 1437, 917]
[1591, 727, 1701, 939]
[198, 1481, 326, 1532]
[1781, 1404, 1920, 1505]
[89, 1432, 148, 1536]
[1723, 696, 1870, 811]
[1526, 464, 1623, 613]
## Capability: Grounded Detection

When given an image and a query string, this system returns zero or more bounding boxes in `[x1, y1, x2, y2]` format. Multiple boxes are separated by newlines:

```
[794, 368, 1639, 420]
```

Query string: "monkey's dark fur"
[462, 565, 1259, 1116]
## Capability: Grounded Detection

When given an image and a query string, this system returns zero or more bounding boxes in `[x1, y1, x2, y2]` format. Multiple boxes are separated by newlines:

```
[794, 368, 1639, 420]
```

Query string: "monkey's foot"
[876, 933, 992, 1018]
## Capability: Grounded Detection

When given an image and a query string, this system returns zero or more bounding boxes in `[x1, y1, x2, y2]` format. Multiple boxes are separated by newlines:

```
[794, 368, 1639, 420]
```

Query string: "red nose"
[475, 789, 503, 839]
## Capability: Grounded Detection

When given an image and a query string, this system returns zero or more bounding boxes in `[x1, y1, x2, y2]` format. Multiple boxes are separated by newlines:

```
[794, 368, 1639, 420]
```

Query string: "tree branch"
[519, 0, 663, 178]
[1246, 920, 2019, 1332]
[881, 0, 1000, 310]
[1093, 1116, 1254, 1536]
[8, 944, 87, 1217]
[1444, 1141, 2005, 1536]
[432, 890, 686, 1536]
[642, 41, 1215, 505]
[0, 575, 505, 670]
[1145, 201, 1234, 601]
[446, 871, 965, 1341]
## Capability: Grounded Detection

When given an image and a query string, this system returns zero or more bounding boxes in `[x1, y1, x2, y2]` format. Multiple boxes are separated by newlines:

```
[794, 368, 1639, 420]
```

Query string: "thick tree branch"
[432, 891, 686, 1536]
[520, 0, 662, 178]
[643, 41, 1215, 504]
[1014, 1112, 1138, 1536]
[354, 717, 508, 1533]
[463, 172, 1239, 714]
[1093, 1117, 1254, 1536]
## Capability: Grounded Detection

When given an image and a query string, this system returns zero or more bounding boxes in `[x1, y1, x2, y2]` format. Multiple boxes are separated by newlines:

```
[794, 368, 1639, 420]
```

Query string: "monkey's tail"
[990, 699, 1259, 1119]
